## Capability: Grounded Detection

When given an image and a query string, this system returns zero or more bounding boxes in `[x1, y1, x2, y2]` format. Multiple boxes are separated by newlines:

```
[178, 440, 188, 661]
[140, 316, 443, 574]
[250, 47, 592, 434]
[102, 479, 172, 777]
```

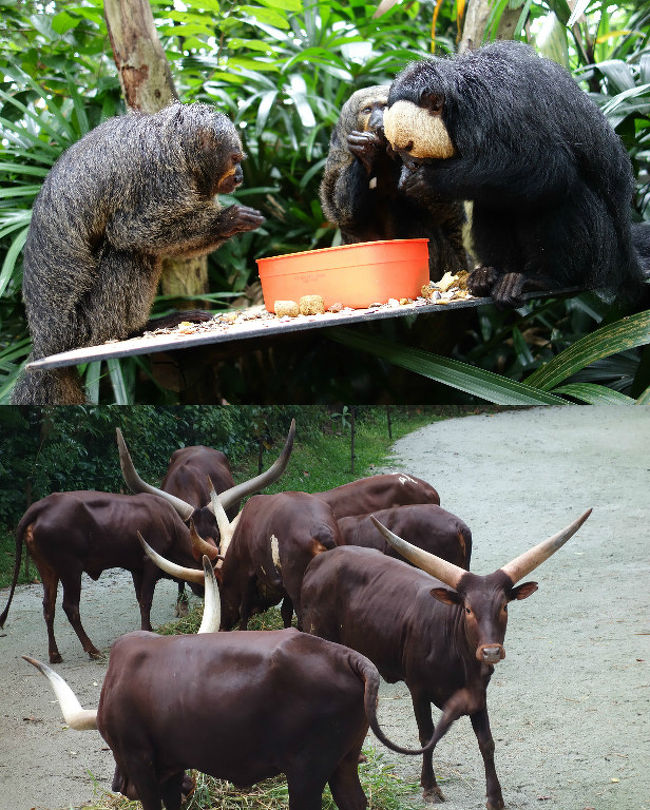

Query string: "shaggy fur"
[319, 85, 467, 280]
[387, 41, 649, 307]
[12, 102, 264, 404]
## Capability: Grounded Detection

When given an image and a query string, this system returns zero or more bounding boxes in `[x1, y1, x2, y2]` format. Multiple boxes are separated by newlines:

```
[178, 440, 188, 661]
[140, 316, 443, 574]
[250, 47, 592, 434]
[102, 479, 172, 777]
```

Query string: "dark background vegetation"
[0, 0, 649, 404]
[0, 404, 458, 587]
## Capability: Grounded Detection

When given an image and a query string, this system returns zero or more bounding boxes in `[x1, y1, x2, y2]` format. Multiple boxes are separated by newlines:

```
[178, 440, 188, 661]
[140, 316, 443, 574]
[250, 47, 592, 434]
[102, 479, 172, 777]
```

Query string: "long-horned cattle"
[301, 509, 592, 809]
[337, 503, 472, 569]
[140, 488, 342, 630]
[315, 472, 440, 518]
[24, 557, 426, 810]
[0, 424, 295, 663]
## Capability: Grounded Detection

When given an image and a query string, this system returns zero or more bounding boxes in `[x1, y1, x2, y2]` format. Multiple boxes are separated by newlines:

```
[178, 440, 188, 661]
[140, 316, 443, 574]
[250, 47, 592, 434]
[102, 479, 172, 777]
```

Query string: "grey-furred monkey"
[11, 102, 264, 405]
[319, 85, 467, 280]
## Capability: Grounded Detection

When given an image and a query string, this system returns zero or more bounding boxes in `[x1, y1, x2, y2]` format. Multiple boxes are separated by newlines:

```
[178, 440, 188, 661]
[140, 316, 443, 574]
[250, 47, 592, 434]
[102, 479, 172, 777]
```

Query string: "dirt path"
[0, 406, 648, 810]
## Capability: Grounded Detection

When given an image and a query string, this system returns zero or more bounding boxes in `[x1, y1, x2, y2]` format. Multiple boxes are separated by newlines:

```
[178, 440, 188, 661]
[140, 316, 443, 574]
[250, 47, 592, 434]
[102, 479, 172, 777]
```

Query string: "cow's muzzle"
[476, 644, 506, 665]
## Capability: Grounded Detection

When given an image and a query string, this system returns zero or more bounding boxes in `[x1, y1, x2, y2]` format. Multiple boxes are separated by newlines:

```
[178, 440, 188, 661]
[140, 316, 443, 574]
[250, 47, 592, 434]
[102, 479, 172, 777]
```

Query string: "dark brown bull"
[0, 425, 295, 663]
[116, 419, 296, 544]
[24, 558, 424, 810]
[315, 472, 440, 518]
[140, 490, 342, 630]
[337, 503, 472, 569]
[0, 492, 214, 663]
[301, 509, 592, 809]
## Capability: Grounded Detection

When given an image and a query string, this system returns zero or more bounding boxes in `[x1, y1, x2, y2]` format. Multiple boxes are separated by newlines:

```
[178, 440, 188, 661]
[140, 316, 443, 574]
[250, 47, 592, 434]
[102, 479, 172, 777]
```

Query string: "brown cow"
[315, 472, 440, 518]
[140, 490, 342, 630]
[116, 418, 296, 542]
[300, 509, 592, 809]
[0, 425, 295, 663]
[337, 503, 472, 569]
[24, 558, 424, 810]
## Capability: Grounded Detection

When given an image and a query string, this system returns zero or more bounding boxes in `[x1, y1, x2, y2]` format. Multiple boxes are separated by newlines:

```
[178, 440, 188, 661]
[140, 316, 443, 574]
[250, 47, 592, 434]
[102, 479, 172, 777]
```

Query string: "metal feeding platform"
[27, 287, 580, 374]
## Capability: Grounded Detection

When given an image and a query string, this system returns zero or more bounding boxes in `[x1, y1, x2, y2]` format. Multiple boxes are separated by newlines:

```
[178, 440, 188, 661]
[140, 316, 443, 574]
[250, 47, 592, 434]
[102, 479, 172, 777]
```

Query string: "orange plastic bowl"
[256, 238, 430, 312]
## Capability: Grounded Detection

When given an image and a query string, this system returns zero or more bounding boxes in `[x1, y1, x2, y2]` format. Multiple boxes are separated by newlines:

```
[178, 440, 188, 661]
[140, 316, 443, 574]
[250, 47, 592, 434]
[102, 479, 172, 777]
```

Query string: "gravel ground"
[0, 406, 648, 810]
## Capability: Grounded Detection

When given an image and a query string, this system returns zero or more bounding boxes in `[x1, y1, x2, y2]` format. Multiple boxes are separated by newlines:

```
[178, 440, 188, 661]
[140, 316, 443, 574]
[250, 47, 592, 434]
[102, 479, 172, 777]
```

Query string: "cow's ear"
[508, 581, 538, 601]
[430, 587, 462, 606]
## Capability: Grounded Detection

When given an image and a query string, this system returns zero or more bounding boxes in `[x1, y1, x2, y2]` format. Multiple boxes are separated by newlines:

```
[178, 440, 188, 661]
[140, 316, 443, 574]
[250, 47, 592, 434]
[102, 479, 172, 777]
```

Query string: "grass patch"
[83, 747, 421, 810]
[156, 604, 286, 635]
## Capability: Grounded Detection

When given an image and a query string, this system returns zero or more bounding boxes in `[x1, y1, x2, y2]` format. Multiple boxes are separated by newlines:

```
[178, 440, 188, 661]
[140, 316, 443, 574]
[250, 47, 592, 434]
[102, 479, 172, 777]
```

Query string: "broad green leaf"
[550, 383, 635, 404]
[257, 0, 303, 11]
[636, 385, 650, 404]
[0, 225, 28, 297]
[543, 0, 572, 25]
[525, 309, 650, 391]
[327, 328, 568, 406]
[51, 11, 81, 34]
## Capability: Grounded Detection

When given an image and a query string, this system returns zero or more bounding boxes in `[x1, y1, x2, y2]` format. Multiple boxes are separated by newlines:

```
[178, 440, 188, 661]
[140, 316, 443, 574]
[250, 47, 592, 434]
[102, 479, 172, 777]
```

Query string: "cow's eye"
[465, 606, 472, 615]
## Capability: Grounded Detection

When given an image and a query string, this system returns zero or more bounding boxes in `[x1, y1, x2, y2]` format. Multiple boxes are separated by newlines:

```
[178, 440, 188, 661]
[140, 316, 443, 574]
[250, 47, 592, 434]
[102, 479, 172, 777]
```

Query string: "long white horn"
[197, 555, 221, 634]
[138, 531, 205, 585]
[500, 509, 592, 584]
[212, 419, 296, 511]
[22, 656, 98, 731]
[116, 428, 194, 521]
[209, 485, 238, 560]
[371, 516, 467, 589]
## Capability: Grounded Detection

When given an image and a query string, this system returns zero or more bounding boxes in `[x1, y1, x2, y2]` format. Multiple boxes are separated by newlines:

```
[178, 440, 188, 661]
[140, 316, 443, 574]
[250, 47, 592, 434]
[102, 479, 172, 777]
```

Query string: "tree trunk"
[459, 0, 523, 53]
[104, 0, 209, 306]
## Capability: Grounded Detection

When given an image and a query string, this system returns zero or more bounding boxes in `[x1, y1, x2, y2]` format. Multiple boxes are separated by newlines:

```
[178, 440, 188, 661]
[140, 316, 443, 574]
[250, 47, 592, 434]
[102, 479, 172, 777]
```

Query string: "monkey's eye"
[361, 106, 372, 115]
[422, 92, 444, 115]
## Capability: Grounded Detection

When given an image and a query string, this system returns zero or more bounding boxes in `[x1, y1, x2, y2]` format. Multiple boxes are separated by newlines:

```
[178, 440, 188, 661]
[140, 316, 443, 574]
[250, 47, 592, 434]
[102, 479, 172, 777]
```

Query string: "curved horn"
[197, 555, 221, 634]
[189, 519, 220, 561]
[116, 428, 194, 521]
[209, 485, 238, 560]
[371, 516, 467, 589]
[138, 531, 205, 585]
[212, 419, 296, 511]
[22, 656, 98, 731]
[500, 509, 592, 584]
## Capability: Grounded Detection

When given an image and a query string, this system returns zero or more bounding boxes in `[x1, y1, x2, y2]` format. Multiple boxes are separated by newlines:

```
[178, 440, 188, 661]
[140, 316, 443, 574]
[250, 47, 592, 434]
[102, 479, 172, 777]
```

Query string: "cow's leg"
[39, 560, 62, 664]
[238, 577, 257, 630]
[328, 749, 367, 810]
[137, 565, 159, 631]
[175, 583, 189, 617]
[286, 771, 327, 810]
[160, 771, 186, 810]
[60, 572, 102, 660]
[280, 595, 294, 628]
[470, 708, 504, 810]
[120, 756, 162, 810]
[410, 687, 444, 802]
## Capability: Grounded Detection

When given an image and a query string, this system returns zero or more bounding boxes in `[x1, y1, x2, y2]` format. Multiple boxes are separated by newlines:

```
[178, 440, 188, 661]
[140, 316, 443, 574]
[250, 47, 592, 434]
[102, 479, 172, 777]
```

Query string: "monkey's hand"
[218, 204, 265, 238]
[347, 131, 383, 174]
[137, 310, 214, 335]
[398, 163, 434, 198]
[467, 266, 500, 298]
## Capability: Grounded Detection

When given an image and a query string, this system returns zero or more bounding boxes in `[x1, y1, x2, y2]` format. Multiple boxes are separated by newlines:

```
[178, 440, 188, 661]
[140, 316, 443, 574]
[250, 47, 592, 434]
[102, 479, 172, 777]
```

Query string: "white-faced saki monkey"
[383, 41, 650, 308]
[319, 85, 468, 280]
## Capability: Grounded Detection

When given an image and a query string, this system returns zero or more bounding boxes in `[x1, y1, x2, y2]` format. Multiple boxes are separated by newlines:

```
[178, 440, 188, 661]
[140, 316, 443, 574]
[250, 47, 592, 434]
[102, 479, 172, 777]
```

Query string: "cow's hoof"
[423, 786, 445, 803]
[486, 799, 505, 810]
[49, 652, 63, 664]
[175, 601, 190, 618]
[88, 649, 103, 660]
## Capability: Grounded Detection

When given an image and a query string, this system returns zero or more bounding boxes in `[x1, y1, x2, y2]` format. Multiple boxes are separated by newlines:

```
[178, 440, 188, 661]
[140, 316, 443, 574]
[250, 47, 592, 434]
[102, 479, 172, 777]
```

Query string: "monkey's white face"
[383, 99, 455, 160]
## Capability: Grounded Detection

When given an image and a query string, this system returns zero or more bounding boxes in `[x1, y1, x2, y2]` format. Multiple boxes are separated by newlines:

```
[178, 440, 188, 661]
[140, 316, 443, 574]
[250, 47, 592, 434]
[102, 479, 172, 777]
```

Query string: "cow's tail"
[351, 653, 428, 756]
[22, 656, 98, 730]
[0, 507, 35, 628]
